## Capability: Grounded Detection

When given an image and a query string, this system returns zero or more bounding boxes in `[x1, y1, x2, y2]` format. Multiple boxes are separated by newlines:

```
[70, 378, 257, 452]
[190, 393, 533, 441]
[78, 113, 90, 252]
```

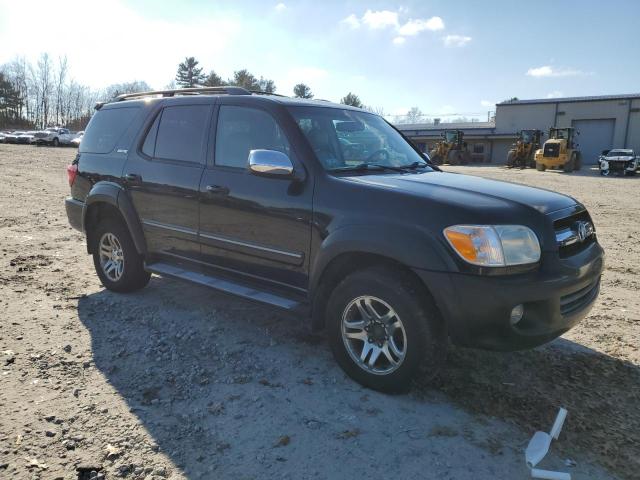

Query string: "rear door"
[198, 100, 313, 291]
[123, 100, 212, 262]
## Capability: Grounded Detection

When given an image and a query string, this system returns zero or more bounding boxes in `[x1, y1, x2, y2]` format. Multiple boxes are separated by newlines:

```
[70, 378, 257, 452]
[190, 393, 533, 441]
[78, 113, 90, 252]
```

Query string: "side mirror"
[248, 149, 294, 178]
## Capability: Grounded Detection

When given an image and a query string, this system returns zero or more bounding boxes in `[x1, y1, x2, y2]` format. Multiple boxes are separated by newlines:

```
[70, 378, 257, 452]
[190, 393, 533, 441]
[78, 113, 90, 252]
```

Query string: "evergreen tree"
[175, 57, 206, 88]
[203, 70, 224, 87]
[340, 92, 363, 108]
[293, 83, 313, 98]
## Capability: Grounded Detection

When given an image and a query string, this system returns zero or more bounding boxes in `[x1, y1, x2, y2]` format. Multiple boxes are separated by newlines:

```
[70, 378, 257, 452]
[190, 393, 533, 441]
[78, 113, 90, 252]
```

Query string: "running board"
[145, 261, 305, 312]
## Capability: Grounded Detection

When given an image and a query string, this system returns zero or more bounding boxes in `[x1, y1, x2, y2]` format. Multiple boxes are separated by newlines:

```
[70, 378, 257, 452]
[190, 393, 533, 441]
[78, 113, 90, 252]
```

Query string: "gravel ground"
[0, 144, 636, 480]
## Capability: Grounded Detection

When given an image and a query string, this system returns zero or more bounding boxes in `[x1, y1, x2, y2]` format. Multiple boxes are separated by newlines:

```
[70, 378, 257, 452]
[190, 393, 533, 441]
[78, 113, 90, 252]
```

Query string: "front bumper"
[65, 197, 84, 232]
[600, 159, 636, 172]
[415, 241, 604, 350]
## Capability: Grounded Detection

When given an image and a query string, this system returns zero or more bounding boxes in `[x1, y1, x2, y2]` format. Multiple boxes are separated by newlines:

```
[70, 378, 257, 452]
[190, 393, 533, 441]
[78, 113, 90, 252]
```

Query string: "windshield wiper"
[331, 161, 429, 173]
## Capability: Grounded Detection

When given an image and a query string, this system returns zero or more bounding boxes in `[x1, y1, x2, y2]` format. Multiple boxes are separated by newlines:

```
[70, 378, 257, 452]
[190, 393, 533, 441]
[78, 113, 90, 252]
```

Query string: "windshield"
[289, 106, 428, 171]
[520, 131, 534, 143]
[444, 131, 459, 143]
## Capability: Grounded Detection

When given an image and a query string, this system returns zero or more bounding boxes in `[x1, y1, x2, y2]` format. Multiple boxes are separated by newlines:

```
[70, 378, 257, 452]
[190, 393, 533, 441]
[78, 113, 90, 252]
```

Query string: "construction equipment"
[429, 130, 472, 165]
[506, 129, 544, 169]
[534, 127, 581, 172]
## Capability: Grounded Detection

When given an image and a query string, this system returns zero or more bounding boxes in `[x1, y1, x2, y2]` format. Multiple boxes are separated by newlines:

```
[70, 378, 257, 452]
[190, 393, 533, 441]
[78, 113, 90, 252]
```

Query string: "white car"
[70, 131, 84, 147]
[32, 127, 75, 147]
[598, 149, 638, 176]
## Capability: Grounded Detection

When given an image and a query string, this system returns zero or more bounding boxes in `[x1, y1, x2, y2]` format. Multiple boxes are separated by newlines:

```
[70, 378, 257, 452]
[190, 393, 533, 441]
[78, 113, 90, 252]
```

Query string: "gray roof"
[396, 121, 495, 131]
[498, 93, 640, 106]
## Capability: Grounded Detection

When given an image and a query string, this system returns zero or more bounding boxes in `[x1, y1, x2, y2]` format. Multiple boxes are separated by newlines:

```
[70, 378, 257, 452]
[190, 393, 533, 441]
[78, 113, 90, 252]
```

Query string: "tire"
[506, 151, 515, 168]
[574, 153, 581, 171]
[326, 266, 445, 393]
[91, 217, 150, 293]
[536, 162, 546, 171]
[562, 155, 576, 173]
[52, 137, 59, 147]
[600, 168, 610, 176]
[430, 153, 443, 165]
[447, 150, 460, 166]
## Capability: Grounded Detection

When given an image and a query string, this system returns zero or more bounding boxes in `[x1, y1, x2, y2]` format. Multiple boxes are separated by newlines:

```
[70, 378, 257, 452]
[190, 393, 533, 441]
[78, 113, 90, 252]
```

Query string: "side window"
[154, 105, 209, 163]
[141, 112, 161, 157]
[215, 106, 291, 169]
[80, 106, 140, 154]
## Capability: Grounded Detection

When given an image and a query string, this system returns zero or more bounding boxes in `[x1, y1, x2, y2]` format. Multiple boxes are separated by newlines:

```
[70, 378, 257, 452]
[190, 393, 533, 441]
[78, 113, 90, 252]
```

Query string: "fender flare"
[83, 182, 147, 254]
[309, 223, 454, 295]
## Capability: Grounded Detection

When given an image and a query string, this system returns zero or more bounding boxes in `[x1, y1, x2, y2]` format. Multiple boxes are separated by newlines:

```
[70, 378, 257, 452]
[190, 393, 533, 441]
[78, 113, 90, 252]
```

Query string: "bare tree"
[54, 56, 68, 126]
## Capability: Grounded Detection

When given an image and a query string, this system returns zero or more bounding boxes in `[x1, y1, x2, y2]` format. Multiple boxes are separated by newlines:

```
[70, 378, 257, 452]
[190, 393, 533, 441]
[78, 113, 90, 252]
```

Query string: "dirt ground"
[0, 144, 637, 480]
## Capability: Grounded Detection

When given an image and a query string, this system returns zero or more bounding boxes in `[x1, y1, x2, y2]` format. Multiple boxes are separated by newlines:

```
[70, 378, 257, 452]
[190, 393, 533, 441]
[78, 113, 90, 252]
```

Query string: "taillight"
[67, 164, 78, 187]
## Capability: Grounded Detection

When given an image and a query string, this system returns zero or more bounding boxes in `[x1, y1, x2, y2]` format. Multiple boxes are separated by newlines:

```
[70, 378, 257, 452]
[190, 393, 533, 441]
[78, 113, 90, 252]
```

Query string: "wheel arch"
[309, 225, 451, 331]
[83, 182, 147, 255]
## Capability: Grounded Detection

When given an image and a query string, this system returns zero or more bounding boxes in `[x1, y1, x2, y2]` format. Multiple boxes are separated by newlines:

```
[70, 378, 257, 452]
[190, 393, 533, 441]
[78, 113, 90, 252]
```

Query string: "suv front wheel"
[327, 266, 445, 392]
[91, 217, 150, 293]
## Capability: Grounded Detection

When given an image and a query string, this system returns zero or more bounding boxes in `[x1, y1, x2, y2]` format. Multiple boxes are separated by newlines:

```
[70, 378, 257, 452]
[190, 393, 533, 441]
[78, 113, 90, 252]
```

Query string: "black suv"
[65, 86, 603, 391]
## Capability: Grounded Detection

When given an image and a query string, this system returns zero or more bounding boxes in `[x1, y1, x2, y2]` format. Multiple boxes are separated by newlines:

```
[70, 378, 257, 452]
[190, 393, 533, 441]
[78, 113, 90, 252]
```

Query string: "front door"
[124, 102, 211, 261]
[198, 102, 312, 291]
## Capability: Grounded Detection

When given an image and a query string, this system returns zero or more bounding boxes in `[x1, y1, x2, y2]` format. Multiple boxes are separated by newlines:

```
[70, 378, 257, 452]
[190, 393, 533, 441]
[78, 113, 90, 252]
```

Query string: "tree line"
[0, 52, 387, 130]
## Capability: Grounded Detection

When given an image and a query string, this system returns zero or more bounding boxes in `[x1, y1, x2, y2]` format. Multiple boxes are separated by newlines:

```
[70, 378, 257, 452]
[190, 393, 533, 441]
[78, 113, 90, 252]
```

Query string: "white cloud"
[341, 13, 360, 29]
[526, 65, 585, 77]
[480, 100, 493, 107]
[287, 67, 328, 81]
[443, 34, 472, 47]
[398, 16, 444, 35]
[362, 9, 399, 29]
[344, 9, 446, 45]
[546, 91, 564, 98]
[275, 3, 286, 12]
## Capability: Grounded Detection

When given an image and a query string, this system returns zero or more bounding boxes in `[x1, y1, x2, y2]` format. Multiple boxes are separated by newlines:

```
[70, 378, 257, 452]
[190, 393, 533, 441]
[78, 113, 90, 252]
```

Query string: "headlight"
[443, 225, 541, 267]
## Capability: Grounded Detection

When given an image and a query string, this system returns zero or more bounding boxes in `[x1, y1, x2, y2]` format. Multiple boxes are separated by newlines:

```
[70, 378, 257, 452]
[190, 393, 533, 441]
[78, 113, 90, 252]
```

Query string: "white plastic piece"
[550, 408, 567, 440]
[526, 431, 552, 468]
[525, 407, 569, 473]
[531, 468, 571, 480]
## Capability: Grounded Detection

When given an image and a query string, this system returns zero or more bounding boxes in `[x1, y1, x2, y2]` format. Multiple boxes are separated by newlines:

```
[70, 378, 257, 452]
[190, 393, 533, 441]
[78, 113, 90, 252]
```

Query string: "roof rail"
[114, 86, 251, 102]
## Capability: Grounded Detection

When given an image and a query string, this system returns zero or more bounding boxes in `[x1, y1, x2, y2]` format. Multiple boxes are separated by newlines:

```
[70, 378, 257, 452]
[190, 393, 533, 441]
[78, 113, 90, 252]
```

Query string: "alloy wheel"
[98, 232, 125, 281]
[341, 295, 407, 375]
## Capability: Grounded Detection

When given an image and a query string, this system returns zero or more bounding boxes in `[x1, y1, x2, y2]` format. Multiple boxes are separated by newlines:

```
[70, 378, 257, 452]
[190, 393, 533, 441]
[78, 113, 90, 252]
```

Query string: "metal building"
[397, 93, 640, 164]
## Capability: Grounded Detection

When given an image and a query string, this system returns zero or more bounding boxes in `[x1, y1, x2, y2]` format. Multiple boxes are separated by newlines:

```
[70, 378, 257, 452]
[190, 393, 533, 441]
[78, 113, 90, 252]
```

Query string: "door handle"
[205, 185, 229, 195]
[124, 173, 141, 182]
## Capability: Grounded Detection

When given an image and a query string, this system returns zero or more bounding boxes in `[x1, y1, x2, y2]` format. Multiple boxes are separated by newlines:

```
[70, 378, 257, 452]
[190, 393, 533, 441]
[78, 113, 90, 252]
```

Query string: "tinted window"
[215, 106, 291, 168]
[154, 105, 209, 163]
[80, 107, 139, 154]
[141, 113, 160, 157]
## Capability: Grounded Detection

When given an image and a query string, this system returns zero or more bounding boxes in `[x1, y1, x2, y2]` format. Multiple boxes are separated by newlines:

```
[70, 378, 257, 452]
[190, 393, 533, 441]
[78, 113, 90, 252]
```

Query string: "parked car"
[16, 131, 36, 144]
[598, 148, 637, 176]
[4, 131, 23, 144]
[32, 127, 75, 146]
[70, 131, 84, 147]
[64, 87, 604, 391]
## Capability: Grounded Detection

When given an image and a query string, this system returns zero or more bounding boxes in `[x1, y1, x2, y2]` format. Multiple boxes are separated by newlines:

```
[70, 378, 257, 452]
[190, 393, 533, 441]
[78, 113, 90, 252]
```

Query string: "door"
[124, 102, 211, 261]
[198, 103, 313, 291]
[571, 119, 615, 164]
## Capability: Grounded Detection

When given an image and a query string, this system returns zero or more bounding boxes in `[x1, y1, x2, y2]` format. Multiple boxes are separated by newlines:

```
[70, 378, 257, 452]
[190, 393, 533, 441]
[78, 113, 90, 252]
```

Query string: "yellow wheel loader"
[534, 127, 581, 172]
[429, 130, 472, 166]
[506, 129, 544, 169]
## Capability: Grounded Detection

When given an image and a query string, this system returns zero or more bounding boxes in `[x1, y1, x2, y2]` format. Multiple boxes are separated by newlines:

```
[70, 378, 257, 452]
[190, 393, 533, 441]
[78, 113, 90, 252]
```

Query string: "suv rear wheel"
[91, 217, 150, 293]
[326, 266, 445, 392]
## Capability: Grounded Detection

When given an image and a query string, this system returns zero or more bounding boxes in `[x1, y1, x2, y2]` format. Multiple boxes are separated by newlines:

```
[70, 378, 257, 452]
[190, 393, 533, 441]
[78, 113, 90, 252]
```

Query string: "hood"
[342, 171, 576, 215]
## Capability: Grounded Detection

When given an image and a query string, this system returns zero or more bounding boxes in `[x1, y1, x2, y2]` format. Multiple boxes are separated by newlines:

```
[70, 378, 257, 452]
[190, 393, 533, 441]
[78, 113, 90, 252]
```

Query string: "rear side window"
[215, 106, 291, 169]
[154, 105, 209, 163]
[80, 107, 139, 154]
[141, 113, 160, 157]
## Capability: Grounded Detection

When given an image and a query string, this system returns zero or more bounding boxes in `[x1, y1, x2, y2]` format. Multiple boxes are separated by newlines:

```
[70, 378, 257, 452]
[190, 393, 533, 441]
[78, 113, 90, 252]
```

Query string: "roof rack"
[114, 86, 251, 102]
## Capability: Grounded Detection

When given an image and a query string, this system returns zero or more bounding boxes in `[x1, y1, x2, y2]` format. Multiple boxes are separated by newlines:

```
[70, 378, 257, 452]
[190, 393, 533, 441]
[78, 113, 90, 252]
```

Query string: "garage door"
[572, 119, 615, 164]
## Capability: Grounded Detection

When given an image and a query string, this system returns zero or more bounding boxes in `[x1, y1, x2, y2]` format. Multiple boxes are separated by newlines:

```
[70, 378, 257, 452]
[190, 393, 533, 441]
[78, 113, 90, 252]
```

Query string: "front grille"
[543, 143, 560, 157]
[560, 279, 600, 316]
[554, 210, 595, 257]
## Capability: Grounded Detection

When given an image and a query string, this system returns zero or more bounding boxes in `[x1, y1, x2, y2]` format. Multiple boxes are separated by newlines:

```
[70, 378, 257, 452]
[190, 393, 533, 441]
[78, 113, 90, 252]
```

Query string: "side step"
[145, 261, 305, 312]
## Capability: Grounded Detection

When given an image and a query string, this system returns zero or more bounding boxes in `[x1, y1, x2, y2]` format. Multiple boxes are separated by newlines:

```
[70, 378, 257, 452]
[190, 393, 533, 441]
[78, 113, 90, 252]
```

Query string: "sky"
[1, 0, 638, 120]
